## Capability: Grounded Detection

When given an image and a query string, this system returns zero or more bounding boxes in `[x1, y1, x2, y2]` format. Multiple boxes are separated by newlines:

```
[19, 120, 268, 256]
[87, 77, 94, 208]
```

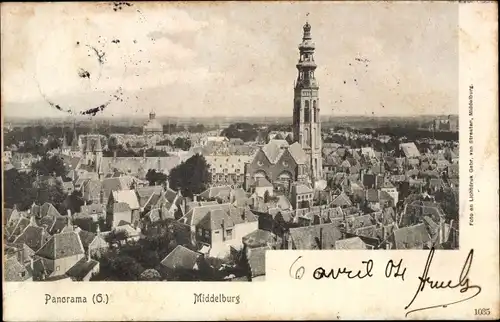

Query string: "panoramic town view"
[3, 4, 459, 282]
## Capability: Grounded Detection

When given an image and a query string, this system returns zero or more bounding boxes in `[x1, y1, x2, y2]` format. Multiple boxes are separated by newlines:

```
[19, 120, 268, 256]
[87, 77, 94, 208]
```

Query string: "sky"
[1, 2, 459, 118]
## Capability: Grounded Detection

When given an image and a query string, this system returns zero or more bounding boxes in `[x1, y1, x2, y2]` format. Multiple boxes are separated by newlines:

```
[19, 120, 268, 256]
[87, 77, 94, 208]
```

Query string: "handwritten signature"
[404, 248, 482, 317]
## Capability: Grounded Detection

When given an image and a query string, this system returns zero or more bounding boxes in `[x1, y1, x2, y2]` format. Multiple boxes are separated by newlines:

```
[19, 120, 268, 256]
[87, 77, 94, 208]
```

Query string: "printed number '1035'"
[474, 308, 490, 315]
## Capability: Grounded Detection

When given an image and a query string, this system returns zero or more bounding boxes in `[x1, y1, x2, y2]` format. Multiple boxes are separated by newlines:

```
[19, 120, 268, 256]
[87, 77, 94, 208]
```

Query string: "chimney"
[67, 209, 72, 227]
[87, 248, 91, 262]
[439, 218, 445, 244]
[319, 227, 323, 250]
[159, 204, 164, 221]
[30, 215, 37, 226]
[193, 194, 198, 202]
[30, 256, 35, 275]
[221, 219, 225, 241]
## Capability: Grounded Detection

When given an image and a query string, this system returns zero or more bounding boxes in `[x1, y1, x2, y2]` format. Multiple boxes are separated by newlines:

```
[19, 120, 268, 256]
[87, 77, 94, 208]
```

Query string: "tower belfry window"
[313, 101, 317, 122]
[304, 101, 310, 123]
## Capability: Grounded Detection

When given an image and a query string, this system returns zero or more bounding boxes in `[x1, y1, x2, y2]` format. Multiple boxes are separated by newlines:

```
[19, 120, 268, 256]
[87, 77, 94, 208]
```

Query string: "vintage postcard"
[1, 1, 498, 320]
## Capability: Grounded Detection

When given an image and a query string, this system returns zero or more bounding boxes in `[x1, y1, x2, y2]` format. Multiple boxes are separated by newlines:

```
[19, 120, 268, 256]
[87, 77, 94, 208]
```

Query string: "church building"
[143, 111, 163, 135]
[244, 21, 323, 194]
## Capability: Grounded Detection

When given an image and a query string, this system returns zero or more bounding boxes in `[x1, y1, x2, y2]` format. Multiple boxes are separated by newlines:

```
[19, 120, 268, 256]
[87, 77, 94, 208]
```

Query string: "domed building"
[143, 111, 163, 135]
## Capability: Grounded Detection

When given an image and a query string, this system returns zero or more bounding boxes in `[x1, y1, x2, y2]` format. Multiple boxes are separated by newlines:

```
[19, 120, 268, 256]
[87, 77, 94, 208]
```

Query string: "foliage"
[168, 154, 211, 198]
[34, 179, 67, 210]
[105, 229, 130, 247]
[139, 268, 161, 281]
[107, 136, 119, 151]
[221, 123, 259, 142]
[434, 188, 459, 220]
[156, 139, 173, 146]
[31, 155, 67, 177]
[3, 169, 36, 210]
[145, 169, 168, 186]
[63, 190, 85, 214]
[173, 137, 192, 151]
[99, 252, 144, 281]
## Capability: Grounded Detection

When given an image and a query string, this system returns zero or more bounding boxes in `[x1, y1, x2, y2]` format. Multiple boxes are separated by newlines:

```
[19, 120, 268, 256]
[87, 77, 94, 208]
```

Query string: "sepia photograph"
[2, 2, 462, 284]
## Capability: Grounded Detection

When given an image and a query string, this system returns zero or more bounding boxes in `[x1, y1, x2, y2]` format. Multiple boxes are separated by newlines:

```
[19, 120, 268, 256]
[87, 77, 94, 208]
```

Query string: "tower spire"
[292, 20, 322, 182]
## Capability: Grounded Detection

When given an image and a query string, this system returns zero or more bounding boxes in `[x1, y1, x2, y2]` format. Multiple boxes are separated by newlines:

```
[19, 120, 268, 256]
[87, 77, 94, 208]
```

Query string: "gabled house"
[106, 189, 140, 228]
[34, 231, 85, 278]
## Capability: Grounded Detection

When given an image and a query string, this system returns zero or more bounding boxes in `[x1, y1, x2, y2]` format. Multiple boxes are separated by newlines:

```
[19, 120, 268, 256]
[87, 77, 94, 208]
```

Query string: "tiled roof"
[197, 209, 234, 230]
[48, 216, 69, 235]
[399, 142, 421, 158]
[242, 229, 278, 248]
[183, 203, 232, 227]
[112, 190, 140, 210]
[366, 189, 379, 202]
[7, 217, 30, 240]
[66, 257, 99, 280]
[36, 231, 85, 260]
[331, 192, 352, 207]
[99, 156, 181, 177]
[294, 183, 313, 195]
[40, 202, 61, 218]
[13, 224, 50, 252]
[393, 223, 431, 249]
[78, 229, 97, 250]
[335, 237, 369, 250]
[200, 186, 232, 200]
[4, 256, 32, 282]
[247, 246, 270, 278]
[289, 223, 342, 250]
[80, 203, 105, 215]
[345, 215, 376, 232]
[262, 140, 289, 164]
[254, 177, 272, 188]
[113, 202, 132, 213]
[160, 245, 201, 271]
[288, 142, 307, 164]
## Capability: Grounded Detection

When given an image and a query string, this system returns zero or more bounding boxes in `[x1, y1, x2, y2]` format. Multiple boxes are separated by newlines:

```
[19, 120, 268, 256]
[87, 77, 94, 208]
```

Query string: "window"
[204, 230, 210, 238]
[313, 101, 317, 123]
[282, 161, 288, 167]
[226, 229, 233, 240]
[56, 266, 60, 272]
[257, 161, 263, 166]
[197, 228, 202, 236]
[304, 101, 310, 123]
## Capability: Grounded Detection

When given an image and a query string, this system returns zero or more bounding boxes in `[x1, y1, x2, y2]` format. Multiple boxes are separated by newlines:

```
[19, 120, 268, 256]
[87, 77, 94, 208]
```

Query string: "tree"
[157, 139, 173, 146]
[3, 169, 35, 210]
[31, 155, 67, 177]
[34, 180, 67, 212]
[63, 190, 85, 214]
[263, 190, 271, 203]
[145, 169, 168, 186]
[139, 268, 161, 281]
[105, 229, 130, 247]
[221, 123, 258, 142]
[173, 137, 192, 151]
[107, 136, 118, 151]
[168, 154, 211, 198]
[100, 252, 144, 281]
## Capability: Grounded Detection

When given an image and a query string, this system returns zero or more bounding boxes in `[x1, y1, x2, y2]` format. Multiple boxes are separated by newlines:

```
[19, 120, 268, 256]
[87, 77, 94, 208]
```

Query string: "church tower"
[293, 21, 322, 181]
